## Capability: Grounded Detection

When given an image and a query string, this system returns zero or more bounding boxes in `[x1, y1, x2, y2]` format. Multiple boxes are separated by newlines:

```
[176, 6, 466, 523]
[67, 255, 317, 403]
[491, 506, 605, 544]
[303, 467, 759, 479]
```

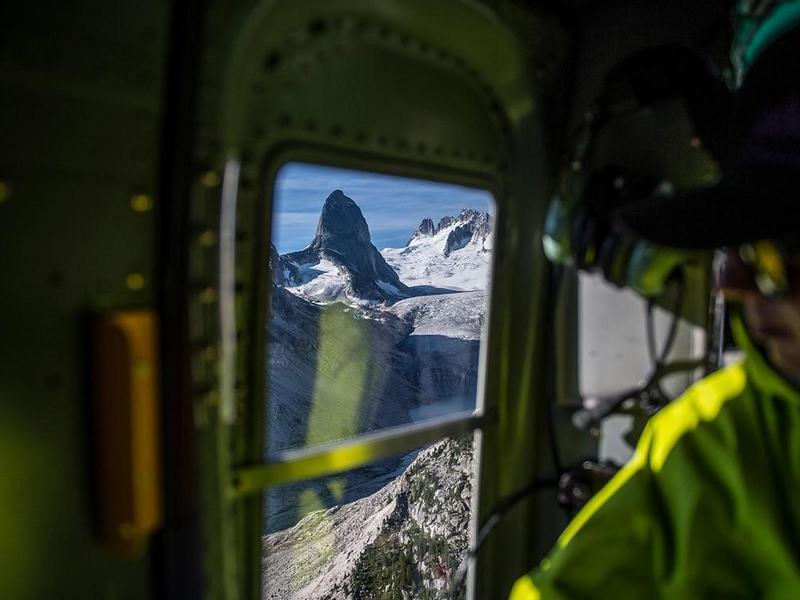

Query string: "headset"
[542, 45, 725, 297]
[545, 0, 800, 298]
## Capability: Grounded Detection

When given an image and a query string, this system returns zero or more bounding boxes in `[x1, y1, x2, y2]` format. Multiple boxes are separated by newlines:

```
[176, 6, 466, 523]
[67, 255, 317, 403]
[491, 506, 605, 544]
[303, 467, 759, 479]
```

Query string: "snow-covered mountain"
[282, 190, 412, 304]
[275, 194, 492, 303]
[382, 208, 493, 292]
[262, 435, 473, 600]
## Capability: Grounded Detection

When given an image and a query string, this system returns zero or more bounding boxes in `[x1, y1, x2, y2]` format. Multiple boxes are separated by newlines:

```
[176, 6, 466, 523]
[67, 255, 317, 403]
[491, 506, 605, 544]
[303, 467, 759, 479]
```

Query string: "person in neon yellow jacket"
[513, 4, 800, 598]
[512, 305, 800, 598]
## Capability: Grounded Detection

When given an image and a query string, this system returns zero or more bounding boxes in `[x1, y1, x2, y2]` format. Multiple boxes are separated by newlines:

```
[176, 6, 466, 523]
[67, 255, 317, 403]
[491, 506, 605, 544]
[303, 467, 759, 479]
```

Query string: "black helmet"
[618, 1, 800, 249]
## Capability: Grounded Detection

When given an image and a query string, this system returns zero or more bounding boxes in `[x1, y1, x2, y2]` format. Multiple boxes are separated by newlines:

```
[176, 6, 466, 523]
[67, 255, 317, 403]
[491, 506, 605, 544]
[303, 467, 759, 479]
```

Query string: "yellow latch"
[92, 310, 162, 557]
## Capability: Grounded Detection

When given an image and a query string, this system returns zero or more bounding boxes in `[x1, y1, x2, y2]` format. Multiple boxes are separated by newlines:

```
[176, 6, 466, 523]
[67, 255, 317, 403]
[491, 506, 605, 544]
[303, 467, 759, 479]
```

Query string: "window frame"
[195, 3, 563, 595]
[231, 150, 502, 599]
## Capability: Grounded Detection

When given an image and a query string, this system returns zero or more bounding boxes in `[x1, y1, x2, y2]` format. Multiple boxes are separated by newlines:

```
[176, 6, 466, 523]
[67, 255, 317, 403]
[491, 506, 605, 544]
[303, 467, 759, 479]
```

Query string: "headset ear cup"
[542, 196, 576, 265]
[626, 240, 692, 297]
[572, 204, 605, 271]
[598, 231, 621, 285]
[580, 217, 599, 270]
[599, 230, 637, 287]
[570, 204, 590, 270]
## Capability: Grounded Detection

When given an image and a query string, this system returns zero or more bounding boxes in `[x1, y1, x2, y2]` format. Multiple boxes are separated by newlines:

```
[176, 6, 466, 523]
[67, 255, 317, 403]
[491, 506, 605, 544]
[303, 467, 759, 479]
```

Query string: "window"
[261, 163, 495, 599]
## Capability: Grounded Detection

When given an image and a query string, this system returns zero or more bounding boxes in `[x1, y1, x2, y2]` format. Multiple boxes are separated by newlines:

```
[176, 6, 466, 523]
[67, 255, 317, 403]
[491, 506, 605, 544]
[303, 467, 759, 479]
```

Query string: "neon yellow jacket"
[511, 316, 800, 599]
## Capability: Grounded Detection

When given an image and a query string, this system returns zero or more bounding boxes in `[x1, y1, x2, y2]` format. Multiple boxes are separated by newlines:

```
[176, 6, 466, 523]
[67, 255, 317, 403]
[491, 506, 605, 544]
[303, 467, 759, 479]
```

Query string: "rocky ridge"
[262, 435, 474, 600]
[406, 208, 491, 257]
[383, 208, 493, 292]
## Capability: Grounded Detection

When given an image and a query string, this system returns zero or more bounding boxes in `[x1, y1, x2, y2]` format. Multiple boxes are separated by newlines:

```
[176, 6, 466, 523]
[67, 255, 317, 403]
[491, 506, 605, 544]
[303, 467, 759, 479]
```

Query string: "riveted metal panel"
[0, 2, 170, 598]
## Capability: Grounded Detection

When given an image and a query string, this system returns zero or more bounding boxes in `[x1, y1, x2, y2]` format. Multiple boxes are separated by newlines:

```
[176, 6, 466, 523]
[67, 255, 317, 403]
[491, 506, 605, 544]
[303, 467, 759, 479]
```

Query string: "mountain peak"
[437, 215, 455, 231]
[283, 191, 411, 302]
[444, 209, 491, 256]
[404, 208, 492, 255]
[269, 243, 299, 287]
[458, 207, 480, 221]
[406, 217, 436, 245]
[315, 190, 371, 245]
[324, 189, 351, 209]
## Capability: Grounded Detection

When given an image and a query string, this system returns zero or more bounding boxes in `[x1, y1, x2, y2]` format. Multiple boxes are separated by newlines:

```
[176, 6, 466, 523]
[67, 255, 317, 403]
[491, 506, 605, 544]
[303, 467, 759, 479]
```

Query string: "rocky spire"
[442, 209, 492, 256]
[312, 189, 372, 249]
[284, 190, 411, 300]
[443, 225, 474, 256]
[406, 217, 436, 245]
[270, 242, 298, 286]
[270, 243, 286, 286]
[437, 215, 455, 231]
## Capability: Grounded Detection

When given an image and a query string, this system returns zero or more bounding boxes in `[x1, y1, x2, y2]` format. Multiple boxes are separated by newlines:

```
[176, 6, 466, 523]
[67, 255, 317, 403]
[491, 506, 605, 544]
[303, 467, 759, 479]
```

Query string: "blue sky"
[271, 162, 495, 253]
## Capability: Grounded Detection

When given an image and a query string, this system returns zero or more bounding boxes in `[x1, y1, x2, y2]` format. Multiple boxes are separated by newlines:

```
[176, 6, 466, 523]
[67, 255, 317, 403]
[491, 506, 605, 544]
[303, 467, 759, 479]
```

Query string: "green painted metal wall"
[0, 2, 170, 598]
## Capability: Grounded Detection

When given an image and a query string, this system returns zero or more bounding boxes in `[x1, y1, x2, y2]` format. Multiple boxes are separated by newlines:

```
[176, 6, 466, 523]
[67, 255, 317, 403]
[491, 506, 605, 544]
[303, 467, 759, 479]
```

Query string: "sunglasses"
[738, 239, 796, 299]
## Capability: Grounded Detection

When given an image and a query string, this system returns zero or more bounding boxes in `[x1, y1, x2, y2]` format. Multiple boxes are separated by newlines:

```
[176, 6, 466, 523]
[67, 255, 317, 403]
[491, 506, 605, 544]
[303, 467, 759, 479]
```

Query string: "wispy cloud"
[272, 163, 494, 253]
[270, 211, 321, 225]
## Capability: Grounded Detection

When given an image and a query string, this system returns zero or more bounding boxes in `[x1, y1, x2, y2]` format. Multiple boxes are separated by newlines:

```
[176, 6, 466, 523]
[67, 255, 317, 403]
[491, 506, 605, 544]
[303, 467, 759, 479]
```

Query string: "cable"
[447, 265, 569, 598]
[645, 272, 685, 369]
[573, 271, 689, 430]
[646, 299, 658, 365]
[658, 273, 685, 365]
[543, 386, 564, 476]
[544, 264, 568, 475]
[448, 478, 559, 600]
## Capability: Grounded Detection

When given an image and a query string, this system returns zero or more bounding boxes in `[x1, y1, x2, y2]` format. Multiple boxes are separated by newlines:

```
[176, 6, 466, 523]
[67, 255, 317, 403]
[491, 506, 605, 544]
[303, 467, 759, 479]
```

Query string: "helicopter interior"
[1, 1, 746, 598]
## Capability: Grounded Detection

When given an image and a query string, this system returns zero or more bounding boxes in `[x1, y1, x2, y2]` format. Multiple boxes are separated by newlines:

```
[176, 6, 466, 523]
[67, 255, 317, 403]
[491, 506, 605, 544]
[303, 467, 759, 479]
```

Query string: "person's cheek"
[742, 300, 770, 341]
[782, 297, 800, 338]
[770, 341, 800, 377]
